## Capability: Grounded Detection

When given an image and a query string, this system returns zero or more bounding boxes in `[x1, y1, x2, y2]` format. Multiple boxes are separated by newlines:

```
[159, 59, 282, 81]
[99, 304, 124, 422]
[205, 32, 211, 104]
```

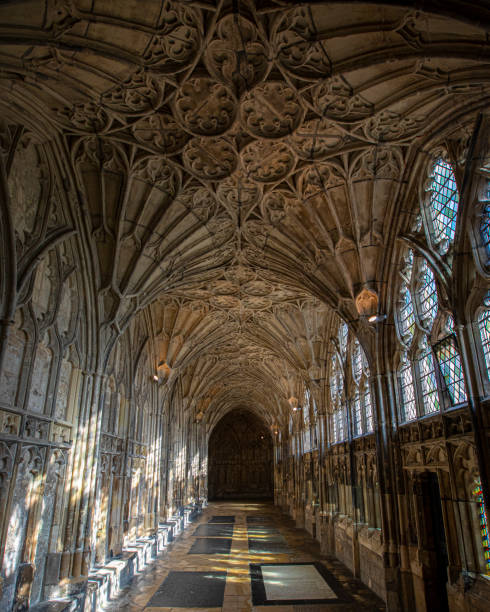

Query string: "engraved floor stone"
[208, 515, 235, 524]
[193, 524, 235, 538]
[145, 570, 227, 607]
[188, 537, 232, 555]
[262, 564, 336, 600]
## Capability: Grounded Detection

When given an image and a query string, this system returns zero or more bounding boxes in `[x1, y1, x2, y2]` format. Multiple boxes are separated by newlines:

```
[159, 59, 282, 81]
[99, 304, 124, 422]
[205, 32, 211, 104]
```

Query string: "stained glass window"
[473, 478, 490, 575]
[303, 388, 311, 427]
[398, 286, 415, 344]
[333, 407, 345, 443]
[353, 393, 362, 436]
[352, 340, 363, 382]
[399, 359, 416, 421]
[418, 338, 440, 415]
[418, 259, 438, 328]
[480, 203, 490, 257]
[435, 337, 467, 405]
[428, 158, 459, 250]
[339, 322, 348, 357]
[478, 310, 490, 376]
[363, 384, 373, 432]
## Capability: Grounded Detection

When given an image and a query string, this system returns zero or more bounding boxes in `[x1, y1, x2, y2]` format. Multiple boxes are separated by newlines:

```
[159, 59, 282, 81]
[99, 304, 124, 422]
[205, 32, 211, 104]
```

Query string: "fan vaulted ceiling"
[1, 0, 489, 427]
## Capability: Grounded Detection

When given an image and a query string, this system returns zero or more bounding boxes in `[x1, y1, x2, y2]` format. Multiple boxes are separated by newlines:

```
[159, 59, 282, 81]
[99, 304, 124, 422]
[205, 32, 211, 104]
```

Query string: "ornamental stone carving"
[204, 15, 269, 96]
[174, 79, 236, 136]
[182, 137, 238, 180]
[240, 82, 304, 139]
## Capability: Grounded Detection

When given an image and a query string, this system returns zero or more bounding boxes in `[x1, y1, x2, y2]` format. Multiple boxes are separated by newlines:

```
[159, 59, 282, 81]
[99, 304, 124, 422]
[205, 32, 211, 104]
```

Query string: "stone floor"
[104, 501, 385, 611]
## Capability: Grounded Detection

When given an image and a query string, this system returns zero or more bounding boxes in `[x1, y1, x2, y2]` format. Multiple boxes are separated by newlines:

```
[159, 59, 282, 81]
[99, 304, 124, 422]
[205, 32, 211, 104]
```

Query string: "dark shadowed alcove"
[208, 409, 273, 500]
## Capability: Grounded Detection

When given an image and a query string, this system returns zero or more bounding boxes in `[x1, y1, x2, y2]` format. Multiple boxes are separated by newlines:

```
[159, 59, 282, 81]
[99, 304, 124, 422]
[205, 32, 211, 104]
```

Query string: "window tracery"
[395, 247, 467, 422]
[329, 326, 374, 442]
[426, 157, 460, 252]
[478, 309, 490, 377]
[395, 152, 471, 422]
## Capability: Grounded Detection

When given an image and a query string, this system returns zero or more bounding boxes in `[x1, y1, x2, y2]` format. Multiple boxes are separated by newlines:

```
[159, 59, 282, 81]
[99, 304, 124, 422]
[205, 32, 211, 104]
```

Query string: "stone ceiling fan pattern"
[1, 0, 489, 426]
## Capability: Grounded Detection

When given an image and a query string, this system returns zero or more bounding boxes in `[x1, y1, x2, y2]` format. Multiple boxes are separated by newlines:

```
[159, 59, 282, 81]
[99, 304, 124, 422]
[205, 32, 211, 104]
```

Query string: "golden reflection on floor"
[104, 501, 385, 612]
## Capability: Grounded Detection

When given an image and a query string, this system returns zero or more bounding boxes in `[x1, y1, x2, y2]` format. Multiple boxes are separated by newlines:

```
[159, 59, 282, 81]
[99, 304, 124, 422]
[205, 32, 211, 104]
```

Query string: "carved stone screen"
[208, 409, 273, 500]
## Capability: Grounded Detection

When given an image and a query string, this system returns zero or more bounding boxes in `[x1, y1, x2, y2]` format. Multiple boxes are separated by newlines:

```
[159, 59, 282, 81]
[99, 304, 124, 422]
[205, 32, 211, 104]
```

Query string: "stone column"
[59, 369, 105, 598]
[371, 367, 403, 610]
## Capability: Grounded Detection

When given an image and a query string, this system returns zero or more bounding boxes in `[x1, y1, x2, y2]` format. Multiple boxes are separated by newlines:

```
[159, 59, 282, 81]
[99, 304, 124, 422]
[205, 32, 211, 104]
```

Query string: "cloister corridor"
[1, 1, 490, 611]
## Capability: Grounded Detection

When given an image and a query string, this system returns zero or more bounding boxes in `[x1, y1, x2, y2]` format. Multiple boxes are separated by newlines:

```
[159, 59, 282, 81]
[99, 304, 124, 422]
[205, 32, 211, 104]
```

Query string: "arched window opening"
[434, 334, 467, 405]
[478, 309, 490, 377]
[396, 242, 468, 422]
[418, 337, 440, 415]
[427, 157, 460, 252]
[479, 202, 490, 257]
[352, 393, 362, 437]
[473, 478, 490, 575]
[363, 383, 374, 432]
[399, 357, 416, 422]
[352, 340, 363, 384]
[416, 258, 438, 329]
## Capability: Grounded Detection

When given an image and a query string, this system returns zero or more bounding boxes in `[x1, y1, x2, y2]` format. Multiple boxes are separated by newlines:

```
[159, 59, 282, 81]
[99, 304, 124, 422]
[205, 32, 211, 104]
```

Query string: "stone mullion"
[59, 369, 103, 596]
[371, 370, 403, 611]
[146, 409, 157, 534]
[119, 393, 132, 548]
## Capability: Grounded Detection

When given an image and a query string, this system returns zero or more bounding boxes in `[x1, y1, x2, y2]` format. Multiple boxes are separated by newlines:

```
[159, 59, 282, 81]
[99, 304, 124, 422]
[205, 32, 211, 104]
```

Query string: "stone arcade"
[0, 1, 489, 610]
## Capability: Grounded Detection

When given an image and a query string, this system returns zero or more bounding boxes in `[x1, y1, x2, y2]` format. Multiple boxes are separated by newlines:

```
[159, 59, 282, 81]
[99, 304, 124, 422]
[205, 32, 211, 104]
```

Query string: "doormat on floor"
[249, 562, 352, 606]
[194, 523, 235, 538]
[146, 570, 227, 607]
[188, 537, 232, 554]
[208, 515, 235, 523]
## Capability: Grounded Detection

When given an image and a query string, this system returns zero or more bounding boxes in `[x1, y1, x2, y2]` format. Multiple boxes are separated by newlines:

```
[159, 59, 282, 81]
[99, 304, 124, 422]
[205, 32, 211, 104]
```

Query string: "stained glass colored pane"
[398, 286, 415, 344]
[429, 158, 459, 248]
[473, 479, 490, 575]
[436, 338, 467, 405]
[418, 260, 438, 329]
[352, 341, 363, 382]
[303, 389, 310, 426]
[419, 341, 440, 415]
[478, 310, 490, 376]
[339, 322, 348, 356]
[330, 355, 338, 400]
[353, 395, 362, 436]
[480, 203, 490, 256]
[333, 407, 345, 443]
[364, 385, 374, 433]
[399, 361, 416, 422]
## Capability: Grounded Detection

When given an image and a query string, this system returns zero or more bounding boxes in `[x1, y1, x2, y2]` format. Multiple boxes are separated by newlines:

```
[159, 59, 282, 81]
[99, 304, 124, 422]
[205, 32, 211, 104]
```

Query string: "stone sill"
[32, 503, 202, 612]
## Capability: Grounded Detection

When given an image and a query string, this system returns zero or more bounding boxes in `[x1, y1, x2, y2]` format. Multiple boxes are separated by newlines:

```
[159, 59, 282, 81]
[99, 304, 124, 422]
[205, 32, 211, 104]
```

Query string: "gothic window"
[416, 258, 438, 330]
[330, 353, 346, 444]
[338, 321, 348, 358]
[475, 168, 490, 268]
[352, 340, 363, 384]
[479, 203, 490, 257]
[426, 157, 460, 252]
[417, 336, 440, 415]
[352, 393, 362, 437]
[395, 247, 467, 422]
[350, 339, 374, 437]
[434, 326, 467, 405]
[303, 387, 311, 428]
[399, 356, 416, 422]
[473, 478, 490, 575]
[478, 309, 490, 378]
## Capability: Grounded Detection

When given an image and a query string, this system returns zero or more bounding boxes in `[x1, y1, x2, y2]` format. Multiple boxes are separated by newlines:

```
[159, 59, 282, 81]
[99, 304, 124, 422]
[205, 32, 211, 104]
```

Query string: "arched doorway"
[208, 409, 273, 500]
